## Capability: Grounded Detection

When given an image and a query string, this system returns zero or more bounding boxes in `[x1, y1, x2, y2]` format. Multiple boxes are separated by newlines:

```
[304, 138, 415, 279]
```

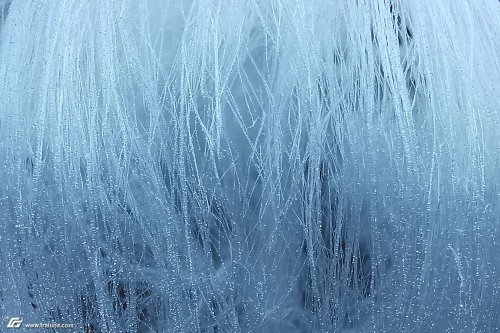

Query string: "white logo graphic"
[6, 317, 23, 328]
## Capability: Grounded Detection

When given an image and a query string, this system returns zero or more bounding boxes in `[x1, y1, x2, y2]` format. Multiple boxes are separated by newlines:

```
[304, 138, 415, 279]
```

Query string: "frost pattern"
[0, 0, 499, 332]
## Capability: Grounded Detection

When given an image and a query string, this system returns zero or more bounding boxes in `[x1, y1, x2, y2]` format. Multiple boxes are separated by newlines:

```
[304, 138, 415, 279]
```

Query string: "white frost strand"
[0, 0, 499, 332]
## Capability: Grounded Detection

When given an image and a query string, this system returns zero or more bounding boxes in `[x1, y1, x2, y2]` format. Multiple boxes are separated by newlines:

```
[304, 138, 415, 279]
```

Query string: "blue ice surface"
[0, 1, 499, 332]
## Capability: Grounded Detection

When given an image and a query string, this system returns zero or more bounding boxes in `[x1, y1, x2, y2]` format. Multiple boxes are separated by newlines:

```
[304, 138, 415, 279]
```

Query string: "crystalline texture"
[0, 0, 499, 332]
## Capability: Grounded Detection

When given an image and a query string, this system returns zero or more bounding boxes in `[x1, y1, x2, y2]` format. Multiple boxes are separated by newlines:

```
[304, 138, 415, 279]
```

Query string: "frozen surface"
[0, 0, 499, 332]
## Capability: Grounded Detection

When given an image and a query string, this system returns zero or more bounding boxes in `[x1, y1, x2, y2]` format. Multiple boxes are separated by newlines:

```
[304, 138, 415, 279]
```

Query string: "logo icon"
[6, 317, 22, 328]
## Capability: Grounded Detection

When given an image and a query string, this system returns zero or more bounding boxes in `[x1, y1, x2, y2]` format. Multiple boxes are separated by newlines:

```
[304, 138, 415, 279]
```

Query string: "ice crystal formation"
[0, 0, 499, 332]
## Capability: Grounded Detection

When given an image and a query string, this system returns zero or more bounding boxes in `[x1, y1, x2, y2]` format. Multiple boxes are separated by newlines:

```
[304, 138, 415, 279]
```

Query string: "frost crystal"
[0, 1, 499, 332]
